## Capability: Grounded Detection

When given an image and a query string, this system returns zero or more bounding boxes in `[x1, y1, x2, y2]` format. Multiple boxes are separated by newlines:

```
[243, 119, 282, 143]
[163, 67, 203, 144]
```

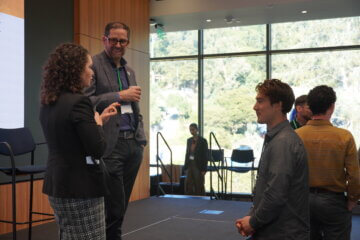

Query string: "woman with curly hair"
[40, 43, 119, 240]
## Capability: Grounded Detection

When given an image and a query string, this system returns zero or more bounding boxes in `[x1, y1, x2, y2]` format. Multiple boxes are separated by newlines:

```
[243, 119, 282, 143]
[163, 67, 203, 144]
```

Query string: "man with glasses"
[85, 22, 147, 240]
[290, 95, 312, 129]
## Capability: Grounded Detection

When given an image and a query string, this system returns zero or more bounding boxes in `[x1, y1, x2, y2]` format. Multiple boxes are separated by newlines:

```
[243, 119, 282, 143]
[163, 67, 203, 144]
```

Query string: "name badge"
[86, 156, 99, 165]
[189, 155, 195, 160]
[121, 104, 133, 114]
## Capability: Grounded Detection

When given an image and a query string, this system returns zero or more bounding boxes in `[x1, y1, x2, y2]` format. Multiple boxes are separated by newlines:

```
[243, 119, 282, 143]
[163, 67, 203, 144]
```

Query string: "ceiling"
[150, 0, 360, 32]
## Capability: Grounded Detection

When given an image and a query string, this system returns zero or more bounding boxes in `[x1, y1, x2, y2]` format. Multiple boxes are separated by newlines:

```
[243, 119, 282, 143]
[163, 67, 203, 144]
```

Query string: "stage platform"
[1, 195, 359, 240]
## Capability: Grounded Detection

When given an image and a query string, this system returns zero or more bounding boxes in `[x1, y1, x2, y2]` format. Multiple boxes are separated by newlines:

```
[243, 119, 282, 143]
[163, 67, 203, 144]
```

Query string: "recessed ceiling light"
[302, 10, 307, 14]
[206, 19, 212, 23]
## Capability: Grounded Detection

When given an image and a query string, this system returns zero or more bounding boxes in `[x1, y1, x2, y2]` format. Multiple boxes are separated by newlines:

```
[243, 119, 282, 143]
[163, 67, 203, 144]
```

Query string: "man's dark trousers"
[309, 191, 352, 240]
[104, 136, 143, 240]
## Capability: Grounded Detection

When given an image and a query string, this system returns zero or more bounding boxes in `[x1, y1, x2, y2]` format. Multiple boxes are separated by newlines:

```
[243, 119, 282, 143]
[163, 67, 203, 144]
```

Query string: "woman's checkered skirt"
[49, 196, 106, 240]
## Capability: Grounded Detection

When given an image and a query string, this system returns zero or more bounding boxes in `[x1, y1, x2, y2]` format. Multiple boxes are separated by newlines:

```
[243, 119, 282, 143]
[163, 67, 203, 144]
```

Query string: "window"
[150, 60, 198, 166]
[150, 16, 360, 195]
[150, 30, 198, 58]
[203, 56, 266, 193]
[272, 50, 360, 145]
[204, 25, 266, 54]
[203, 56, 266, 154]
[272, 17, 360, 50]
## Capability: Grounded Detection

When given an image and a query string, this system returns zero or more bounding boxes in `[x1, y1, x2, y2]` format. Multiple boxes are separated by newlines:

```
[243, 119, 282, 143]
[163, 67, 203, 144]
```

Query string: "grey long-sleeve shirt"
[249, 120, 310, 240]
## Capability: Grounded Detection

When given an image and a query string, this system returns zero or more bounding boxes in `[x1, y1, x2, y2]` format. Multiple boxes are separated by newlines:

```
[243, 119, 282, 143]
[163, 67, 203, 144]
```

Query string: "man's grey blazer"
[84, 51, 147, 158]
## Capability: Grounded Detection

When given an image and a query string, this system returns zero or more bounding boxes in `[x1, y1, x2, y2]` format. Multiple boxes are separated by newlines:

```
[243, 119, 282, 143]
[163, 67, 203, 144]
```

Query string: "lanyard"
[291, 120, 299, 129]
[117, 68, 123, 91]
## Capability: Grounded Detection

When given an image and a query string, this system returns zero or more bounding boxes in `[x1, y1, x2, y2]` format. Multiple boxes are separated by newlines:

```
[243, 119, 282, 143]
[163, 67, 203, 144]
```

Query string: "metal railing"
[209, 132, 227, 200]
[156, 132, 173, 196]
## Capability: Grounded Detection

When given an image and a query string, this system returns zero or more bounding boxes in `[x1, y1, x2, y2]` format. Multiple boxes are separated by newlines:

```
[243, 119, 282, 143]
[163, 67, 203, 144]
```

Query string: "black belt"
[118, 131, 134, 139]
[309, 187, 344, 195]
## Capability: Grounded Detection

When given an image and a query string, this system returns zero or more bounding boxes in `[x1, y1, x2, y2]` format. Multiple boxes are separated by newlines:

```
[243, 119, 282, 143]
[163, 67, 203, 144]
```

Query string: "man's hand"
[119, 86, 141, 102]
[236, 216, 254, 237]
[348, 200, 358, 211]
[235, 219, 246, 236]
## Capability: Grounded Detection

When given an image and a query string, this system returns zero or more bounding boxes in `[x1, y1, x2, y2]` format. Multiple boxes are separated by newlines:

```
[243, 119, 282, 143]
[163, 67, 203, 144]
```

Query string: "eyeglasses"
[106, 37, 129, 46]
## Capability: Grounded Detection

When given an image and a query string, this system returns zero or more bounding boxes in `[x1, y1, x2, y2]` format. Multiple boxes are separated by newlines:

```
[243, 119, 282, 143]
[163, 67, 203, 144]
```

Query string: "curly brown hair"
[255, 79, 295, 114]
[41, 43, 89, 105]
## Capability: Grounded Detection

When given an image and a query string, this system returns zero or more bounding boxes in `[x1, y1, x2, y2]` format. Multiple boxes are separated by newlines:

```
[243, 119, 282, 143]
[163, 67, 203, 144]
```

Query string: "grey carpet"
[1, 196, 359, 240]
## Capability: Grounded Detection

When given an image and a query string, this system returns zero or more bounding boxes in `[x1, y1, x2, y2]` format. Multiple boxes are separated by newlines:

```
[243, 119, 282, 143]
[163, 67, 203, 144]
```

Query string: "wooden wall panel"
[74, 0, 150, 201]
[161, 165, 182, 183]
[0, 0, 24, 18]
[75, 0, 149, 54]
[77, 34, 103, 54]
[0, 0, 149, 235]
[0, 180, 54, 235]
[126, 48, 150, 201]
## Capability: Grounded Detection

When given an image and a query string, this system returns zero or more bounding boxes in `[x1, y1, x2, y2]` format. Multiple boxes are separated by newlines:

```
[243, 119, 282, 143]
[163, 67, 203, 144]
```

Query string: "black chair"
[0, 128, 54, 240]
[228, 149, 256, 195]
[207, 149, 226, 198]
[207, 149, 224, 171]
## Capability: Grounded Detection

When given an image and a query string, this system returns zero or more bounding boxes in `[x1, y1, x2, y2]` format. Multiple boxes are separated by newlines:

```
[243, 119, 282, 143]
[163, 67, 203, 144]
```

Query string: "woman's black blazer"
[40, 92, 106, 198]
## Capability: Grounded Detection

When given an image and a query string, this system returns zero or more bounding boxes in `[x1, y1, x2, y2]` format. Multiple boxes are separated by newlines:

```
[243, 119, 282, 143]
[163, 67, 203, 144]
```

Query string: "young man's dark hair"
[104, 21, 131, 39]
[295, 95, 308, 106]
[255, 79, 295, 114]
[307, 85, 336, 115]
[189, 123, 198, 129]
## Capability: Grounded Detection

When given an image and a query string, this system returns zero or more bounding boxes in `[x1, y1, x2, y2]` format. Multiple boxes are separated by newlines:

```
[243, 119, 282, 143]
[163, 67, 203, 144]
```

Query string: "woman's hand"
[94, 111, 103, 126]
[100, 102, 120, 124]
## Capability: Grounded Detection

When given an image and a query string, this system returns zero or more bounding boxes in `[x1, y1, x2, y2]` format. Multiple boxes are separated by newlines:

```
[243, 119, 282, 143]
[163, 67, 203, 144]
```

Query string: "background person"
[290, 95, 312, 129]
[184, 123, 208, 195]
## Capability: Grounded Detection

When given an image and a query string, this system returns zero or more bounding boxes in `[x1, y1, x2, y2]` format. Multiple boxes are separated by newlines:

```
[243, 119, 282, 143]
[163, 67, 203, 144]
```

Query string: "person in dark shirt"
[184, 123, 209, 195]
[236, 79, 309, 240]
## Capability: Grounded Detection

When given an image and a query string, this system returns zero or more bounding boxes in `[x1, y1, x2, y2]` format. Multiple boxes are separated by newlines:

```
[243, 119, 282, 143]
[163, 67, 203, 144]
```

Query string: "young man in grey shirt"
[236, 79, 309, 240]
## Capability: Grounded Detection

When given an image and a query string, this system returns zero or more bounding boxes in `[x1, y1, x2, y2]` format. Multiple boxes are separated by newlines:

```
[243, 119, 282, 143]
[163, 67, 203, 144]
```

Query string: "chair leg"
[230, 169, 233, 198]
[12, 178, 17, 240]
[210, 170, 213, 200]
[28, 174, 34, 240]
